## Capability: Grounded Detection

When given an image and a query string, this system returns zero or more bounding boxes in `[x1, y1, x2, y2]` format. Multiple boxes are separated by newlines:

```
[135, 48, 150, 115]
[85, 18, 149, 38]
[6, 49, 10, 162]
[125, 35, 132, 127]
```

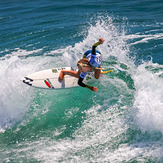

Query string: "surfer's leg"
[94, 65, 101, 79]
[58, 70, 81, 82]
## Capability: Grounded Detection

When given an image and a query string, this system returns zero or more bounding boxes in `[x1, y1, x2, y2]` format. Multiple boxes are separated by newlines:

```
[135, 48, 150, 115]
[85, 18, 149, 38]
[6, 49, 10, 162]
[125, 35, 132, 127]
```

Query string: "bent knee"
[94, 75, 100, 79]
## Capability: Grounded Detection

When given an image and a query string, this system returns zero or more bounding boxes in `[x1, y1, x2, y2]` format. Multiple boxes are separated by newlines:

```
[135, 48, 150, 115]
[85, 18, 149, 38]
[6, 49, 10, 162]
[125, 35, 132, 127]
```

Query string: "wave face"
[0, 0, 163, 162]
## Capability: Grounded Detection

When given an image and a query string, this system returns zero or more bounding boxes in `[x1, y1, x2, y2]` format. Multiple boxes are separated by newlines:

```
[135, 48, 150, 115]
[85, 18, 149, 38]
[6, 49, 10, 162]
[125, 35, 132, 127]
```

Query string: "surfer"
[58, 38, 105, 91]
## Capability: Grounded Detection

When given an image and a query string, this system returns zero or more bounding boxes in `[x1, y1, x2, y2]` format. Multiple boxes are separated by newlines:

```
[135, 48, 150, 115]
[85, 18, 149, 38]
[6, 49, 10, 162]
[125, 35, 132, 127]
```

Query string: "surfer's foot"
[58, 70, 65, 82]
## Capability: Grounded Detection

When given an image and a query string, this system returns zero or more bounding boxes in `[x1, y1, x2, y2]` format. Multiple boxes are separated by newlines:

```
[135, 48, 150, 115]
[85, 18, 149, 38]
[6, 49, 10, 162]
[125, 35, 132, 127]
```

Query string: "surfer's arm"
[78, 77, 98, 91]
[92, 38, 105, 55]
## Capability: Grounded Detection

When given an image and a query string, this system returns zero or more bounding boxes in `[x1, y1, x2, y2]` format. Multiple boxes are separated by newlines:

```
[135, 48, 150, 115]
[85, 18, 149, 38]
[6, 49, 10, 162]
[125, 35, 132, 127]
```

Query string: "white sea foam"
[15, 17, 162, 162]
[1, 15, 162, 162]
[133, 62, 163, 134]
[44, 16, 163, 137]
[0, 54, 32, 129]
[0, 48, 42, 60]
[13, 105, 162, 162]
[125, 33, 163, 45]
[44, 16, 130, 68]
[0, 48, 63, 130]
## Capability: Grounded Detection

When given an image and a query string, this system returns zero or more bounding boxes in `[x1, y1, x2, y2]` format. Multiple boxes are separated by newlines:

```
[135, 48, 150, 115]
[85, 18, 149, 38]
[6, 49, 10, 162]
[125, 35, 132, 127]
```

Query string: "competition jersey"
[80, 50, 101, 79]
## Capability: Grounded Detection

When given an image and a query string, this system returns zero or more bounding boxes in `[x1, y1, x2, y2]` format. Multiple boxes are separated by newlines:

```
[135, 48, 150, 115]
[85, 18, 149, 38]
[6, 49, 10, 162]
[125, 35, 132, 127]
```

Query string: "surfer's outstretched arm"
[91, 38, 105, 79]
[78, 77, 98, 91]
[92, 38, 105, 55]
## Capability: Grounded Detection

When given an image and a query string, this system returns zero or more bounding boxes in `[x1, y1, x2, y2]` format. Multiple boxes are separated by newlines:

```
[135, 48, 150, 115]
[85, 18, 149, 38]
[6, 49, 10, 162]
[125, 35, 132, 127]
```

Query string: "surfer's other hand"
[90, 86, 98, 91]
[99, 38, 105, 44]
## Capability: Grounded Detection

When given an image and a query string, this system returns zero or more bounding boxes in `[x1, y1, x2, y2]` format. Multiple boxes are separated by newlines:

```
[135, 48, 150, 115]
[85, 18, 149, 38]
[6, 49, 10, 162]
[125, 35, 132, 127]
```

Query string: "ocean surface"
[0, 0, 163, 162]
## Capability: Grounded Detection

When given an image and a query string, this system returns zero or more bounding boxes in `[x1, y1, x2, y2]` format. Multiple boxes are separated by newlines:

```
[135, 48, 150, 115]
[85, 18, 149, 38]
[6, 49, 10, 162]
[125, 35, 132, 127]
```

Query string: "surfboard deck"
[21, 67, 85, 89]
[21, 67, 114, 89]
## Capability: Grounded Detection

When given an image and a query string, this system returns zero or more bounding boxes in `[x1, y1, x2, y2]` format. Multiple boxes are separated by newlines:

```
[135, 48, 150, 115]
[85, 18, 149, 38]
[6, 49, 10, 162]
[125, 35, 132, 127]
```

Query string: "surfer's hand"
[99, 38, 105, 44]
[90, 86, 98, 91]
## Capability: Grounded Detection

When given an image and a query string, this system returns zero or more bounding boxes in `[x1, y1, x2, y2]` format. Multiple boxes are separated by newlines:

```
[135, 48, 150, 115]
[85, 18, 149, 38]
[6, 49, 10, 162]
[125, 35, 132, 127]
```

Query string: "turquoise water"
[0, 0, 163, 162]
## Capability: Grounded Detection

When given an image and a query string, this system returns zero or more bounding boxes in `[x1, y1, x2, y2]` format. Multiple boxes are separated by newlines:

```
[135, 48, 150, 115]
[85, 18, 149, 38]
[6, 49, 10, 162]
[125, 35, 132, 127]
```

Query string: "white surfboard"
[21, 67, 87, 89]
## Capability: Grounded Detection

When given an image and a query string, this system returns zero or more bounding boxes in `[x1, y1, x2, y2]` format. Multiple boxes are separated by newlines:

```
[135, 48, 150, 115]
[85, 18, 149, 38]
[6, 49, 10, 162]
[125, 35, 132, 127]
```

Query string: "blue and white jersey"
[80, 50, 101, 79]
[84, 50, 101, 68]
[87, 53, 101, 68]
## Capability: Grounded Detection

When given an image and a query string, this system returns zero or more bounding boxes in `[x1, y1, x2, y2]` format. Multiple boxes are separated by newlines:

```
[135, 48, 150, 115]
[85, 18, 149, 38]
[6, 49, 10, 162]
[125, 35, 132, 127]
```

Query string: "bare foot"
[90, 87, 98, 91]
[58, 70, 64, 82]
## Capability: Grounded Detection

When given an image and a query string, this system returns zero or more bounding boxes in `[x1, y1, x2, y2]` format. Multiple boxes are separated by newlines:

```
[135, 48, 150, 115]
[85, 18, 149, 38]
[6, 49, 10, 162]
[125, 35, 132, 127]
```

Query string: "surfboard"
[21, 67, 114, 89]
[22, 67, 82, 89]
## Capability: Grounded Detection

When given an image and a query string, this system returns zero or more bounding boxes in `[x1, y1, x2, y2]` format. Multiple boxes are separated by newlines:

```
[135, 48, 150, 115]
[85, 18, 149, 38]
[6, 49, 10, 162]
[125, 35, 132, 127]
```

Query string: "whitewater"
[0, 1, 163, 162]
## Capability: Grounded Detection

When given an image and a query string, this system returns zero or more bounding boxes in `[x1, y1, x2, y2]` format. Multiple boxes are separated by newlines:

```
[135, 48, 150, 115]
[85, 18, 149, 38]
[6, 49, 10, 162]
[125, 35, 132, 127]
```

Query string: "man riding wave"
[58, 38, 105, 91]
